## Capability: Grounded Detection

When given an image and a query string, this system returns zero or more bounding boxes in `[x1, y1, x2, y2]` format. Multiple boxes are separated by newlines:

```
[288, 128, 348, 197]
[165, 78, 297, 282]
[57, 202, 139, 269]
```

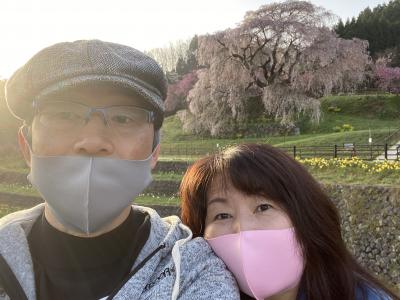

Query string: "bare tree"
[145, 39, 191, 72]
[182, 1, 370, 136]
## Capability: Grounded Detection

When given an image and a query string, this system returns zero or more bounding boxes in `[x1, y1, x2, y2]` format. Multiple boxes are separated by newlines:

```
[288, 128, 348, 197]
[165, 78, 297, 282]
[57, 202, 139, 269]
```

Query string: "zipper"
[106, 243, 166, 300]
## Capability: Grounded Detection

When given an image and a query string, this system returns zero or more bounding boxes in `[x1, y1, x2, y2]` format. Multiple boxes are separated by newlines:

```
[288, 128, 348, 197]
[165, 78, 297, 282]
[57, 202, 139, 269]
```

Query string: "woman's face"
[204, 177, 293, 239]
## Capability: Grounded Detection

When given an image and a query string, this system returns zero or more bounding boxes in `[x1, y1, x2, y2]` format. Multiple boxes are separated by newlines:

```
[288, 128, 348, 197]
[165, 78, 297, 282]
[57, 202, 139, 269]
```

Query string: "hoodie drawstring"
[171, 223, 193, 300]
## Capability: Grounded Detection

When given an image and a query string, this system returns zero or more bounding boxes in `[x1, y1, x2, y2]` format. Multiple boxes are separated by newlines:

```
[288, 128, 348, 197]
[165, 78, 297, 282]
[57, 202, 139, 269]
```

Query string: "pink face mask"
[206, 228, 304, 300]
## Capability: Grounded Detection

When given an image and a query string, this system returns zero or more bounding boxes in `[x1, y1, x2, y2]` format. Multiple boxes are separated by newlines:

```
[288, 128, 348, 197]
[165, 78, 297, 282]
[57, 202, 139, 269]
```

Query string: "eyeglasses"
[33, 100, 154, 135]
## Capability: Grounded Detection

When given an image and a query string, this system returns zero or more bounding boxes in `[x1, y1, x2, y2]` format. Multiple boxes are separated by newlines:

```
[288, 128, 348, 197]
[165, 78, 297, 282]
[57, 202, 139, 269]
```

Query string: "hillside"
[160, 93, 400, 152]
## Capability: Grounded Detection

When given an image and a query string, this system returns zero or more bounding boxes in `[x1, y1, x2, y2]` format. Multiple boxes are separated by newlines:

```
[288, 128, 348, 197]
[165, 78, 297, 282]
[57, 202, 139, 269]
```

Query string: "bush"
[332, 124, 354, 132]
[376, 66, 400, 94]
[328, 106, 342, 112]
[333, 126, 342, 132]
[341, 124, 354, 131]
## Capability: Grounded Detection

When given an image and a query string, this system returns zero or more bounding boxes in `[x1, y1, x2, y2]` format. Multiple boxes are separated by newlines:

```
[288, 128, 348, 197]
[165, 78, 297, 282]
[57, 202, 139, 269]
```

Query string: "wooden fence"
[160, 143, 400, 161]
[279, 144, 397, 160]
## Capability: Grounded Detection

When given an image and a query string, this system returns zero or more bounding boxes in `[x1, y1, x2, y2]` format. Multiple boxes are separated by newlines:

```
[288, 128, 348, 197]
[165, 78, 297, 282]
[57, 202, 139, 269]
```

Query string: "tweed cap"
[5, 39, 167, 128]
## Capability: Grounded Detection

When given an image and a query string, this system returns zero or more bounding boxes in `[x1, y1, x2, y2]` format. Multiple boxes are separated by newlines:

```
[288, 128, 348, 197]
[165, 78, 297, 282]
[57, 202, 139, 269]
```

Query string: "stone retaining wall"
[323, 184, 399, 292]
[0, 170, 398, 292]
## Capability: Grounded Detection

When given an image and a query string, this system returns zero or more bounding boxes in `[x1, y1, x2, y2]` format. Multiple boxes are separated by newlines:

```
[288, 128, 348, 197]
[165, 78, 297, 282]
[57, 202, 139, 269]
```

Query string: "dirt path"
[375, 143, 400, 160]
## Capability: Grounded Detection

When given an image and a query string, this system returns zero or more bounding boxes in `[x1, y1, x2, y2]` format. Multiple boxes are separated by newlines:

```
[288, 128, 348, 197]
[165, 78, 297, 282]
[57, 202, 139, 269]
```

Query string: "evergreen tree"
[176, 35, 198, 76]
[335, 0, 400, 65]
[335, 19, 345, 36]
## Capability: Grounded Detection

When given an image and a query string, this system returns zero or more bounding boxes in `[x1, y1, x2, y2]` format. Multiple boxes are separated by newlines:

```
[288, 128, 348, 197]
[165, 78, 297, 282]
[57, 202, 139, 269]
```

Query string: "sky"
[0, 0, 390, 78]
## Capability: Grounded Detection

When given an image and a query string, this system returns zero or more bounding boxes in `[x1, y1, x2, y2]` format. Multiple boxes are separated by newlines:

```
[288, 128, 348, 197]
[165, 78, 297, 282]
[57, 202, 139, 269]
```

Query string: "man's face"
[30, 85, 156, 161]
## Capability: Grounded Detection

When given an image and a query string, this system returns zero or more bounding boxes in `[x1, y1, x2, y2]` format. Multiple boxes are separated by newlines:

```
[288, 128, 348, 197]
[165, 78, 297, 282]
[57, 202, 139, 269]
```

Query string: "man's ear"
[18, 126, 32, 167]
[150, 143, 160, 170]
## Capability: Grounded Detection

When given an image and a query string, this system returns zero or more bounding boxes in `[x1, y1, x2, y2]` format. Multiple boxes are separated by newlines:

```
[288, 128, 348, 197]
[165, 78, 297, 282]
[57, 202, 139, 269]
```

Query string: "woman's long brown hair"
[180, 144, 399, 300]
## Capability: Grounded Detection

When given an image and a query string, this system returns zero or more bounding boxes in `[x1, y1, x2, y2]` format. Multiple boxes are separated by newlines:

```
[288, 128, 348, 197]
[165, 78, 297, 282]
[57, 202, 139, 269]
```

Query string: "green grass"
[158, 93, 400, 157]
[158, 128, 394, 161]
[134, 194, 180, 206]
[161, 114, 194, 143]
[2, 164, 400, 210]
[2, 94, 399, 165]
[2, 93, 400, 189]
[0, 183, 39, 197]
[320, 93, 400, 120]
[0, 204, 25, 217]
[274, 129, 391, 147]
[2, 160, 400, 213]
[152, 164, 400, 186]
[307, 114, 400, 134]
[308, 93, 400, 134]
[0, 196, 179, 218]
[0, 183, 179, 206]
[1, 153, 400, 191]
[159, 155, 198, 162]
[0, 154, 29, 173]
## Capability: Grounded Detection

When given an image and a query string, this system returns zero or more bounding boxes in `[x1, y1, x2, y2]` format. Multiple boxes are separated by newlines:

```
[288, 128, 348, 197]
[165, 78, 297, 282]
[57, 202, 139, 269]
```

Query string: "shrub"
[328, 106, 342, 112]
[333, 126, 342, 132]
[341, 124, 354, 131]
[332, 124, 354, 132]
[165, 71, 198, 114]
[376, 66, 400, 94]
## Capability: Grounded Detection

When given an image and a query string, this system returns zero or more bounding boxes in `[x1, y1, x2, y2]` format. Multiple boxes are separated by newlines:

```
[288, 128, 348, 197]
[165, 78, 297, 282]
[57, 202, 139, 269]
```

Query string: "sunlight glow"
[0, 0, 389, 78]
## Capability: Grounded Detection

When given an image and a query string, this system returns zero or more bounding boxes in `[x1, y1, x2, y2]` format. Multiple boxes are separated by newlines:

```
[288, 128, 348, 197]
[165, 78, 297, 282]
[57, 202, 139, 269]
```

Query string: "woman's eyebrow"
[207, 197, 228, 206]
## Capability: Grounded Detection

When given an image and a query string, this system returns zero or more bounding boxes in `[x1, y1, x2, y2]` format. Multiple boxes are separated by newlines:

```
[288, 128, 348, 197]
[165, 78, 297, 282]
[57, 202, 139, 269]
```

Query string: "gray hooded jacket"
[0, 204, 239, 300]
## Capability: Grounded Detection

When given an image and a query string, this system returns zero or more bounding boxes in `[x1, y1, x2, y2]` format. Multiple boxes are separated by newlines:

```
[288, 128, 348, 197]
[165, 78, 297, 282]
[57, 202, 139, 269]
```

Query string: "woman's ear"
[18, 126, 32, 167]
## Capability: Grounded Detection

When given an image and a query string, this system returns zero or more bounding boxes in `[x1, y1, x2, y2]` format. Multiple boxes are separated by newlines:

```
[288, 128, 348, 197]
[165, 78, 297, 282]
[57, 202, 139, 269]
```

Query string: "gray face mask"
[27, 154, 153, 234]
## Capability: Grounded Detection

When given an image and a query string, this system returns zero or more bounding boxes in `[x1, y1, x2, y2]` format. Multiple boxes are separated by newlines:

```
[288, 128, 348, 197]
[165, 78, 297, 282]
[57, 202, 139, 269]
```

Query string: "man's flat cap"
[5, 39, 167, 127]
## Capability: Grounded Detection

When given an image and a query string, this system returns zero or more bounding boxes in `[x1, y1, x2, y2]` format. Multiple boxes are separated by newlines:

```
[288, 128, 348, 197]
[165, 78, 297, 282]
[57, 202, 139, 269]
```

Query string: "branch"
[287, 51, 301, 83]
[260, 57, 272, 80]
[250, 37, 270, 62]
[269, 36, 282, 82]
[276, 40, 295, 78]
[245, 81, 255, 91]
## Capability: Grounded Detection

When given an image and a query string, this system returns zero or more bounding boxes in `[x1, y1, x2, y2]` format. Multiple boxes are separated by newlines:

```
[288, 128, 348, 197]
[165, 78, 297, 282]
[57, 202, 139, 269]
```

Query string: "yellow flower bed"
[298, 157, 400, 173]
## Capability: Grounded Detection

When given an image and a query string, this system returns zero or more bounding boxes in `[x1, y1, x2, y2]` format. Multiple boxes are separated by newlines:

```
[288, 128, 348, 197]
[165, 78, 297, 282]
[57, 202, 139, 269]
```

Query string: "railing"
[279, 144, 397, 160]
[375, 128, 400, 146]
[160, 143, 400, 161]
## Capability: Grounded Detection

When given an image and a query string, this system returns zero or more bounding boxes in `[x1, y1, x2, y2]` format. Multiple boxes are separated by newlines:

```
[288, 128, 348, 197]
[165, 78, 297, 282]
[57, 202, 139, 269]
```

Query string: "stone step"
[0, 178, 180, 197]
[0, 192, 179, 218]
[0, 160, 187, 186]
[154, 161, 190, 173]
[0, 171, 182, 197]
[145, 180, 180, 196]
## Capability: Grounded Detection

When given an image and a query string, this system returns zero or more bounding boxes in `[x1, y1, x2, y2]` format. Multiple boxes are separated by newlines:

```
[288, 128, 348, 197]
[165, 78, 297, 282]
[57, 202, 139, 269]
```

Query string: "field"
[160, 93, 400, 155]
[1, 92, 400, 215]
